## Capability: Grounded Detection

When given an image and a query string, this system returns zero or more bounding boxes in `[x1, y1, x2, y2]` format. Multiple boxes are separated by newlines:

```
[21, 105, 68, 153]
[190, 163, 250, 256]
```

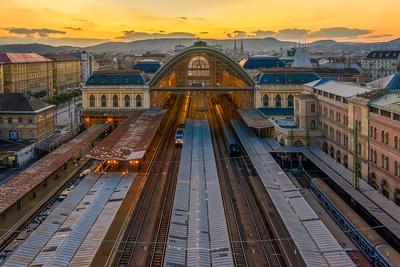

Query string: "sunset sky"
[1, 0, 399, 47]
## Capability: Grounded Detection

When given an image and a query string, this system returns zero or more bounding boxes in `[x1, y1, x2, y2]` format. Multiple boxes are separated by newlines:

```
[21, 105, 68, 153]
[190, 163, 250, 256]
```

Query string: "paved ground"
[55, 97, 82, 132]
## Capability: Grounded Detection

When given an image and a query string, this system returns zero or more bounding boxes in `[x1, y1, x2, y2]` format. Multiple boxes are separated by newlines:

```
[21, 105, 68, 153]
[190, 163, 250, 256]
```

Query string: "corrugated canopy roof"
[238, 109, 271, 128]
[89, 109, 166, 161]
[132, 60, 161, 74]
[240, 55, 285, 70]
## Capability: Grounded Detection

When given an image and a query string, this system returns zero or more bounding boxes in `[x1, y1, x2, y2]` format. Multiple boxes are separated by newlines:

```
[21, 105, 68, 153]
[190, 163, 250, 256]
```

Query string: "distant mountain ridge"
[0, 37, 398, 54]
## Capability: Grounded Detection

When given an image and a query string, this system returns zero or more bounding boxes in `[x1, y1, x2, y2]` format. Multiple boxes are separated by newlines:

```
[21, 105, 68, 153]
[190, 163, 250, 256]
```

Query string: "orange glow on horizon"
[0, 0, 398, 46]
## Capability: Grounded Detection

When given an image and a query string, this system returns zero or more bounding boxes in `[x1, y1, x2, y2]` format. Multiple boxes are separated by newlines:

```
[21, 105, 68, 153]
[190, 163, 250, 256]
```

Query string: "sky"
[0, 0, 399, 47]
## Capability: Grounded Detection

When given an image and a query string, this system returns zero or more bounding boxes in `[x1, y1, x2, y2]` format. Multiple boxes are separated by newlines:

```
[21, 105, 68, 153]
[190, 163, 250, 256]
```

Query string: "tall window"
[101, 95, 107, 107]
[112, 95, 119, 108]
[262, 95, 269, 107]
[136, 95, 142, 107]
[287, 95, 293, 107]
[89, 95, 96, 107]
[8, 117, 12, 124]
[310, 120, 316, 130]
[124, 95, 131, 108]
[275, 95, 281, 107]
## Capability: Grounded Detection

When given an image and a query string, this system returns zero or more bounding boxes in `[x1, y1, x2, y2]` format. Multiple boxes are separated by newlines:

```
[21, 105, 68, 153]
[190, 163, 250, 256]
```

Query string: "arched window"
[381, 130, 385, 143]
[287, 95, 293, 107]
[124, 95, 131, 108]
[8, 117, 12, 124]
[262, 95, 269, 107]
[89, 95, 96, 107]
[112, 95, 119, 108]
[275, 95, 281, 107]
[310, 120, 316, 130]
[101, 95, 107, 107]
[395, 136, 398, 149]
[385, 132, 389, 145]
[136, 95, 142, 108]
[188, 56, 210, 77]
[373, 127, 377, 139]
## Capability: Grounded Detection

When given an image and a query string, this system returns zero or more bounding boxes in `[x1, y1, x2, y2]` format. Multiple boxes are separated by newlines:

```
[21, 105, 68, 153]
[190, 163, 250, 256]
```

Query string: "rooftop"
[0, 53, 51, 64]
[0, 93, 53, 113]
[366, 50, 400, 60]
[240, 55, 285, 70]
[132, 59, 161, 74]
[89, 109, 166, 161]
[367, 72, 400, 90]
[257, 68, 319, 85]
[305, 78, 371, 98]
[85, 71, 146, 86]
[259, 107, 294, 117]
[43, 53, 80, 62]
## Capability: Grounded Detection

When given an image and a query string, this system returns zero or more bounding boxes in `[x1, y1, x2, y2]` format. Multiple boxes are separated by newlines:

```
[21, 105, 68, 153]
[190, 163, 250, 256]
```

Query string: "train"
[175, 96, 190, 146]
[214, 104, 240, 157]
[310, 178, 400, 267]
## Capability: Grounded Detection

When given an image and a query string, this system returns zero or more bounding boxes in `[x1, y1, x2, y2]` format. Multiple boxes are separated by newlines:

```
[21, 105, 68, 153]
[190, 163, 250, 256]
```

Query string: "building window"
[385, 132, 389, 145]
[112, 95, 119, 108]
[311, 104, 315, 113]
[0, 117, 2, 124]
[18, 117, 23, 123]
[89, 95, 96, 107]
[310, 120, 316, 130]
[29, 130, 33, 139]
[136, 95, 142, 107]
[28, 118, 33, 124]
[381, 130, 385, 143]
[262, 95, 269, 107]
[287, 95, 293, 107]
[124, 95, 130, 108]
[275, 95, 281, 107]
[8, 117, 12, 124]
[0, 130, 2, 139]
[101, 95, 107, 107]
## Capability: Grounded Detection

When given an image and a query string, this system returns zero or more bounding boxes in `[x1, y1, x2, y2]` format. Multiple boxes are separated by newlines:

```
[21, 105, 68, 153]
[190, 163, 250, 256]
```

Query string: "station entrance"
[149, 41, 255, 111]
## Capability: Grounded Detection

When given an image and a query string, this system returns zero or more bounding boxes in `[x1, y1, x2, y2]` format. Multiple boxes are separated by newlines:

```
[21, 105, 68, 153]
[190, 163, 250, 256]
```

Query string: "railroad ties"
[164, 119, 234, 267]
[3, 172, 136, 267]
[231, 119, 355, 267]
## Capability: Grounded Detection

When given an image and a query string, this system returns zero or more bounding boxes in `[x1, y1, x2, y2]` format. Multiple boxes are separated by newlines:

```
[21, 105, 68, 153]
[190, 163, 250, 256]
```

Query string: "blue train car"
[310, 178, 400, 267]
[214, 104, 240, 157]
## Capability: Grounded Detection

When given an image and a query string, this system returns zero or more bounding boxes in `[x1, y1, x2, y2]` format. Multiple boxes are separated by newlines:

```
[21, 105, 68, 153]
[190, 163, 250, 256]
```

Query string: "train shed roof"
[89, 109, 166, 161]
[0, 123, 111, 214]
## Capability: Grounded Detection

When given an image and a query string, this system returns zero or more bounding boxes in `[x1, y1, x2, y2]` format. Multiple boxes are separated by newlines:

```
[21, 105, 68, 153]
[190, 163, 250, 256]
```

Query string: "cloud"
[64, 27, 82, 31]
[251, 30, 276, 38]
[117, 30, 196, 40]
[308, 27, 371, 38]
[177, 16, 188, 20]
[199, 32, 209, 35]
[275, 28, 309, 40]
[0, 36, 107, 47]
[227, 30, 248, 38]
[5, 27, 66, 37]
[365, 34, 393, 39]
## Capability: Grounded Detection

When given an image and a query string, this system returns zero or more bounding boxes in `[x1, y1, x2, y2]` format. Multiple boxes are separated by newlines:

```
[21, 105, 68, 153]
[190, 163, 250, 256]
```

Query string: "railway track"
[209, 103, 286, 267]
[113, 97, 181, 267]
[0, 159, 96, 255]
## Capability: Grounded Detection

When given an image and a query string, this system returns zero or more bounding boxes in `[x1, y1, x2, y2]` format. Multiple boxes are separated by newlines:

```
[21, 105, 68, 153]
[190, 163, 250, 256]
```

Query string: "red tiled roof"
[0, 53, 52, 64]
[43, 53, 80, 62]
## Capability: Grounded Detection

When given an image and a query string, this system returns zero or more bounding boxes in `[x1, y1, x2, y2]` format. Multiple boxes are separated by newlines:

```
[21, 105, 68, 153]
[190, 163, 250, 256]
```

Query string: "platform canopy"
[89, 109, 166, 161]
[237, 109, 272, 129]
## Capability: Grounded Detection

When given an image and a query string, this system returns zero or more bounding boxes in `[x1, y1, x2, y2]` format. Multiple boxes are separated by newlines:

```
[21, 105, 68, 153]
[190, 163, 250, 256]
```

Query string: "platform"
[89, 109, 166, 161]
[3, 172, 135, 266]
[231, 120, 355, 267]
[164, 120, 234, 267]
[0, 123, 111, 215]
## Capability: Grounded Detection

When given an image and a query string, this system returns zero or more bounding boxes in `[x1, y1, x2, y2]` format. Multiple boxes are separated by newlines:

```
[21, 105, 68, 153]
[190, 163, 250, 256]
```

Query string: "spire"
[240, 38, 244, 55]
[233, 38, 237, 56]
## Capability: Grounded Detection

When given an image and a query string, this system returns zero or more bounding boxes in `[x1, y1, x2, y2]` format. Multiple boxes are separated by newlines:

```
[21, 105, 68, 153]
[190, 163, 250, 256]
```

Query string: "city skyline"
[0, 0, 399, 47]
